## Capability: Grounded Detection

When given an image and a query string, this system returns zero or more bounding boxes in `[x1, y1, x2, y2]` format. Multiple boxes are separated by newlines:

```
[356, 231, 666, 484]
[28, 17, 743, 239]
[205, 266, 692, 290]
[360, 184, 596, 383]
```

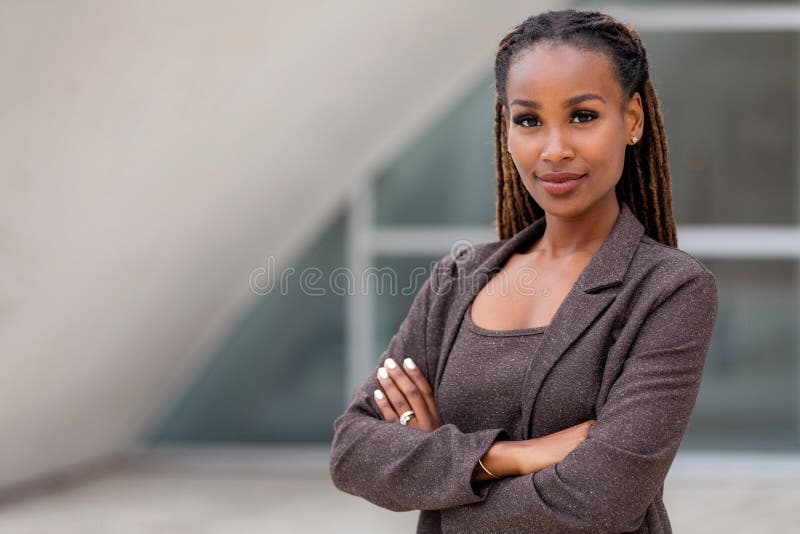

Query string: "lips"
[536, 171, 587, 196]
[537, 172, 586, 183]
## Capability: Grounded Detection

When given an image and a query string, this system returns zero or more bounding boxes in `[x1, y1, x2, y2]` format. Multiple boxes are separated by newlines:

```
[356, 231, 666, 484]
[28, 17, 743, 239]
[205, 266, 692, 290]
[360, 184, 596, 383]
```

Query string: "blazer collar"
[435, 200, 646, 439]
[468, 199, 645, 293]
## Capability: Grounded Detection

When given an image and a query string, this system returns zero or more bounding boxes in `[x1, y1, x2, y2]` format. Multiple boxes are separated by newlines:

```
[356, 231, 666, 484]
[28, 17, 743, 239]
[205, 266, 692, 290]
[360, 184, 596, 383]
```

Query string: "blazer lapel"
[433, 200, 645, 440]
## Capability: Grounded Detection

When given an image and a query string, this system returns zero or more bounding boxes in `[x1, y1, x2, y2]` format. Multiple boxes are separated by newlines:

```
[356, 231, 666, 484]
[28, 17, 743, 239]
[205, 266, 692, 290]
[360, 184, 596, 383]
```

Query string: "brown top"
[329, 200, 719, 533]
[438, 304, 546, 441]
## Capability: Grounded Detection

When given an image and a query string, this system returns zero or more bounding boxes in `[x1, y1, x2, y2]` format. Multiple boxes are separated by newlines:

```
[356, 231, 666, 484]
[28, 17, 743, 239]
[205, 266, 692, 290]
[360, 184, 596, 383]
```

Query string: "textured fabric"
[329, 200, 719, 533]
[438, 304, 546, 441]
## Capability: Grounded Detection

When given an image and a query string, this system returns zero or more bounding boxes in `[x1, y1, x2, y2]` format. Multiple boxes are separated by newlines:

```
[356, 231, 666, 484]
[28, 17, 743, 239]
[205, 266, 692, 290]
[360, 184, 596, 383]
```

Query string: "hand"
[373, 357, 442, 432]
[517, 419, 597, 475]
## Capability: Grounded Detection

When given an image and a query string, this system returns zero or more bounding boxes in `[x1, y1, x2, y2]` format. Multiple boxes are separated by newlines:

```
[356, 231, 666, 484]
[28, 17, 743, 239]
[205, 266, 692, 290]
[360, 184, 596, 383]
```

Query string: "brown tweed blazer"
[329, 200, 719, 533]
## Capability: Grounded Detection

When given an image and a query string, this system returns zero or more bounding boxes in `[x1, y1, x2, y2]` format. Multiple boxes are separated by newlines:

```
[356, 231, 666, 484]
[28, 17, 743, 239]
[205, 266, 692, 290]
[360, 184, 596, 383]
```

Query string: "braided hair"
[494, 9, 676, 247]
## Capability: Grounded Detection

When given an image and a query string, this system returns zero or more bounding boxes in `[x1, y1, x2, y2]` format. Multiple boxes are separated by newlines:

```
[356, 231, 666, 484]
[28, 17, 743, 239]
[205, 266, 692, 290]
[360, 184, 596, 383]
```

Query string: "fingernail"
[374, 389, 384, 399]
[403, 358, 416, 370]
[385, 358, 397, 369]
[377, 367, 389, 379]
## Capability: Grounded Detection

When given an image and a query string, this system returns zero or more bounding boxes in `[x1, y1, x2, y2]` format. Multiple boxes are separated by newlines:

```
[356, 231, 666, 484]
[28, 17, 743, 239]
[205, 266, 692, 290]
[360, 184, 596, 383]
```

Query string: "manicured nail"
[403, 358, 416, 370]
[385, 358, 397, 369]
[374, 389, 384, 399]
[377, 367, 389, 379]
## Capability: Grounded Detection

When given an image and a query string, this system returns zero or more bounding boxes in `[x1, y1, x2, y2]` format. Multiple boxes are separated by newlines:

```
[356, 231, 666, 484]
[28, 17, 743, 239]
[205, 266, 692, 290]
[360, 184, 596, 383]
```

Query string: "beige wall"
[0, 0, 558, 489]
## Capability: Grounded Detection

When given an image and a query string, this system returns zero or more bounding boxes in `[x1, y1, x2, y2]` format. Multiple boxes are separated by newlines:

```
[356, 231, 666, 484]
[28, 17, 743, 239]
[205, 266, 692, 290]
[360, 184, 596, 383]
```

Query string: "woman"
[330, 9, 718, 533]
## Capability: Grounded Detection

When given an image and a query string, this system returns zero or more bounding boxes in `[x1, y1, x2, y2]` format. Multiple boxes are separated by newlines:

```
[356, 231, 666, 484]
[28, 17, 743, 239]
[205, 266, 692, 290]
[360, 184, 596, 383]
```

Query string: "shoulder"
[628, 234, 717, 310]
[638, 234, 712, 273]
[635, 234, 714, 277]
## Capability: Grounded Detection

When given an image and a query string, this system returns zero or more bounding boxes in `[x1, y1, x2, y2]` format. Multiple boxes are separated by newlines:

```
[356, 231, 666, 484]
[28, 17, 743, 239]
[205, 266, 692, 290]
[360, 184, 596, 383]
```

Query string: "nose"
[541, 129, 575, 162]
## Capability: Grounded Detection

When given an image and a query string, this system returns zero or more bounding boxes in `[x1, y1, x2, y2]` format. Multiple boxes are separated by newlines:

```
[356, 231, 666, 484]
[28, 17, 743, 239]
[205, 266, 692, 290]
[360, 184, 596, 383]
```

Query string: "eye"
[512, 110, 599, 128]
[570, 110, 598, 124]
[512, 115, 540, 128]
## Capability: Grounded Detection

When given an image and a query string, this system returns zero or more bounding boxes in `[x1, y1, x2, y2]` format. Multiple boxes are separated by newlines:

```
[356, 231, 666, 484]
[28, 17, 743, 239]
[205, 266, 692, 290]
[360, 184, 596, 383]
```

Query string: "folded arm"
[439, 269, 719, 533]
[329, 256, 510, 512]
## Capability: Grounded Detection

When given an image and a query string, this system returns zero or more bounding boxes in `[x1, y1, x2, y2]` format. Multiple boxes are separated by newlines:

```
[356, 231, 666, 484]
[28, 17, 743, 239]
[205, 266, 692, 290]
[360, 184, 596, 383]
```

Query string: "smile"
[537, 174, 587, 195]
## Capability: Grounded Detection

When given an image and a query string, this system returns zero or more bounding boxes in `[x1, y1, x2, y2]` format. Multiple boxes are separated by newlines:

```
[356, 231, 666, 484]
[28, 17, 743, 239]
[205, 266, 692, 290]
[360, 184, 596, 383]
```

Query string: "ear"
[625, 92, 644, 141]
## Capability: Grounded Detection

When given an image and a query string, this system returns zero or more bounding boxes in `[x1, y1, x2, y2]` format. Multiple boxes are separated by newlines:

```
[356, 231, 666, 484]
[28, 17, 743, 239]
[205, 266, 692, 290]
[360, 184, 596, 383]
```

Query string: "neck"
[530, 195, 621, 260]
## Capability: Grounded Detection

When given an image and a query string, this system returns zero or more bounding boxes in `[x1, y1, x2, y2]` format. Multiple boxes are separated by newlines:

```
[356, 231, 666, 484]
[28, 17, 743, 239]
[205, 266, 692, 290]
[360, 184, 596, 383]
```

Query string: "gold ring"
[399, 410, 416, 426]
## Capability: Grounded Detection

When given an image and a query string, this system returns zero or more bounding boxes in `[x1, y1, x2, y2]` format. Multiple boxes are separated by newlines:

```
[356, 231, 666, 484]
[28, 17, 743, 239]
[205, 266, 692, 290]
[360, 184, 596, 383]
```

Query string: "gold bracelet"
[478, 457, 501, 480]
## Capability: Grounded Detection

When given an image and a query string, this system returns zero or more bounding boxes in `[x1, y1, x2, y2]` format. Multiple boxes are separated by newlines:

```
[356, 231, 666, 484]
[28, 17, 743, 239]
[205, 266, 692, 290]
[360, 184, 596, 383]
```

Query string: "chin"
[536, 198, 592, 219]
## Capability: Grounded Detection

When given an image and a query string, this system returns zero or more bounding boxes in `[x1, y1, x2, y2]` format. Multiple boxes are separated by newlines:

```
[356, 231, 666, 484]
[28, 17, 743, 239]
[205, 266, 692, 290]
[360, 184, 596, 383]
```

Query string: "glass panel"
[641, 31, 798, 225]
[684, 258, 799, 451]
[149, 212, 347, 444]
[374, 78, 497, 227]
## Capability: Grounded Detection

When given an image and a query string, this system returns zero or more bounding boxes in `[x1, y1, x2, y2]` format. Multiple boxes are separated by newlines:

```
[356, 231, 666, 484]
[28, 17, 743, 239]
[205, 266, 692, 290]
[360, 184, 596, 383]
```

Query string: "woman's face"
[503, 43, 643, 218]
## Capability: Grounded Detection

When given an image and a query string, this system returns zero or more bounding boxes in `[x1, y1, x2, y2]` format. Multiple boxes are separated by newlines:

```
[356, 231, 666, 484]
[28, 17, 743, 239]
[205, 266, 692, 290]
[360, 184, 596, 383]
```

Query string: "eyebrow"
[510, 93, 606, 110]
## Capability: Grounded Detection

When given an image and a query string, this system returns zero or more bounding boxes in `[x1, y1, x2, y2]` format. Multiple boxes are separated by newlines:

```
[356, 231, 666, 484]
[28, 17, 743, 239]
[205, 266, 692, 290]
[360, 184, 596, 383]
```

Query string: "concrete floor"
[0, 446, 797, 533]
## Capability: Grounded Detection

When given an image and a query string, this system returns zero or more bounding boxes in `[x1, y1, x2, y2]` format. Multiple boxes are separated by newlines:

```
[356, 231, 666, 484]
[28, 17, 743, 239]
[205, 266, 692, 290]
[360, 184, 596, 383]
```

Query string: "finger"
[401, 357, 440, 425]
[381, 357, 433, 429]
[377, 360, 429, 429]
[372, 389, 398, 423]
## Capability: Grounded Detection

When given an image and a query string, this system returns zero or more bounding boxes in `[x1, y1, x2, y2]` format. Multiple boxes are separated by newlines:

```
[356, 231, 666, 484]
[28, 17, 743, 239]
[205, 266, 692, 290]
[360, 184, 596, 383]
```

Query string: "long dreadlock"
[493, 9, 677, 247]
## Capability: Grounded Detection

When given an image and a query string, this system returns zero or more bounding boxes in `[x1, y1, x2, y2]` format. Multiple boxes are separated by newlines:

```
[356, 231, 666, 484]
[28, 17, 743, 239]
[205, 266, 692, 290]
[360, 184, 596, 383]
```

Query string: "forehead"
[506, 43, 621, 105]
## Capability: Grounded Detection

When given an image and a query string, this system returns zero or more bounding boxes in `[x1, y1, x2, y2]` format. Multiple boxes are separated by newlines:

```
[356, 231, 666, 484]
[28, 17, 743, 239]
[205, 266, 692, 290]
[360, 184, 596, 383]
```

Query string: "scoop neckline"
[466, 304, 548, 337]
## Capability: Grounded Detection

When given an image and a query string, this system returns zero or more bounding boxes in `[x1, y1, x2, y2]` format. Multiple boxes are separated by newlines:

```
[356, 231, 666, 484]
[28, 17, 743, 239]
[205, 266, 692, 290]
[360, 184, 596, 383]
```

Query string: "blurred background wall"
[0, 0, 554, 490]
[1, 0, 799, 531]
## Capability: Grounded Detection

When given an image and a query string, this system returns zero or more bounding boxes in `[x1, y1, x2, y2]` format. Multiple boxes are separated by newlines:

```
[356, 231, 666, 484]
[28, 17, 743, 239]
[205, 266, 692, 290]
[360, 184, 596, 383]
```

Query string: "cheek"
[576, 125, 619, 157]
[576, 130, 626, 175]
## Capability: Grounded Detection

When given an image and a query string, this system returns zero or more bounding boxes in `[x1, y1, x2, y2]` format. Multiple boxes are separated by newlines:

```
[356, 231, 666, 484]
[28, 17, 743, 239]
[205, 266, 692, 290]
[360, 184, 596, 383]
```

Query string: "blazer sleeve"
[329, 255, 511, 512]
[438, 268, 719, 533]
